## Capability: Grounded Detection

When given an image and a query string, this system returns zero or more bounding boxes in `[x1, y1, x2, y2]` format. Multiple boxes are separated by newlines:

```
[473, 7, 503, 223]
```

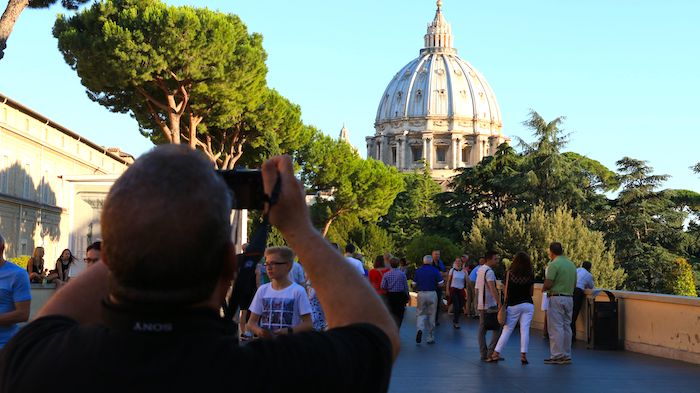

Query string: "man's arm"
[262, 156, 400, 359]
[0, 300, 30, 326]
[542, 279, 554, 292]
[486, 280, 499, 307]
[37, 261, 109, 323]
[543, 263, 557, 292]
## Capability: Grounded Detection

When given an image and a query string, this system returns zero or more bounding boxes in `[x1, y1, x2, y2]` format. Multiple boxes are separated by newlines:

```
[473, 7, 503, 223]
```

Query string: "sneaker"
[543, 358, 557, 364]
[554, 357, 572, 365]
[416, 330, 423, 344]
[426, 335, 435, 344]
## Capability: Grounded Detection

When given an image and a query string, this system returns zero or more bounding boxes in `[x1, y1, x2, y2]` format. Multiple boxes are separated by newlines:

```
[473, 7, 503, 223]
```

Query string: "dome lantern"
[422, 0, 455, 55]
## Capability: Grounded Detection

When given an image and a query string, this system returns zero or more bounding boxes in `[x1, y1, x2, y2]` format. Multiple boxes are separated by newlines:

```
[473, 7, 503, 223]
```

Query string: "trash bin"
[587, 290, 620, 350]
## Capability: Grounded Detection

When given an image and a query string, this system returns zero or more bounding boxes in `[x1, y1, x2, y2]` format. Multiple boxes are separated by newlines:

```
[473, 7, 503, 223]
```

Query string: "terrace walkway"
[388, 308, 700, 393]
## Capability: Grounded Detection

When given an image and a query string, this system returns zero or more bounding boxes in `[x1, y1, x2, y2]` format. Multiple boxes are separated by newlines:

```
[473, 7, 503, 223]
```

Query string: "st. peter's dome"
[366, 1, 509, 183]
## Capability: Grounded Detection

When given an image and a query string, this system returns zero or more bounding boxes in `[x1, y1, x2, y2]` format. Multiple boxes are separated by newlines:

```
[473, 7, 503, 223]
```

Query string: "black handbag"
[481, 268, 501, 331]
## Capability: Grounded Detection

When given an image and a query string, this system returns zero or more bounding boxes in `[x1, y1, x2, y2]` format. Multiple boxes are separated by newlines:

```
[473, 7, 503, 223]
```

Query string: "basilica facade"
[366, 1, 509, 184]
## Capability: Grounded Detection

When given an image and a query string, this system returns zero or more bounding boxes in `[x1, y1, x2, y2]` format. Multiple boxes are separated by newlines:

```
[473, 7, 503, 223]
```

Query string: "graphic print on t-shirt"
[260, 298, 295, 330]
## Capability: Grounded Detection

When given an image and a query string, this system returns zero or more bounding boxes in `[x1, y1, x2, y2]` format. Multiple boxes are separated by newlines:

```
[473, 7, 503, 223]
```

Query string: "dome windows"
[411, 146, 423, 162]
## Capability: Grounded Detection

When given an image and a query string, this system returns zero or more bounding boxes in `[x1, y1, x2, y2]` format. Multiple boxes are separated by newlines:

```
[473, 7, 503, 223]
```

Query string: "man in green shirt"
[542, 242, 576, 364]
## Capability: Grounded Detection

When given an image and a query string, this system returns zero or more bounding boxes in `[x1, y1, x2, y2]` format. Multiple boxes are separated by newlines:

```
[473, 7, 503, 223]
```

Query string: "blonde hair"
[265, 246, 295, 263]
[32, 246, 44, 260]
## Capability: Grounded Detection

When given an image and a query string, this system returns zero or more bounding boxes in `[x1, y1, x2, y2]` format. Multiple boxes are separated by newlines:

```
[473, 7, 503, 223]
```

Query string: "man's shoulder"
[1, 316, 86, 366]
[562, 257, 577, 270]
[1, 261, 26, 275]
[289, 282, 307, 294]
[345, 256, 361, 264]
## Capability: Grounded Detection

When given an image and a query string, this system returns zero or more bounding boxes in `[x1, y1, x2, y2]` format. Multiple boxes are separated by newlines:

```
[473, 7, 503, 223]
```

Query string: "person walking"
[542, 242, 577, 365]
[447, 257, 468, 329]
[572, 261, 595, 341]
[414, 255, 444, 344]
[468, 257, 484, 319]
[381, 257, 409, 327]
[490, 252, 535, 364]
[476, 251, 502, 361]
[369, 255, 390, 297]
[431, 249, 446, 326]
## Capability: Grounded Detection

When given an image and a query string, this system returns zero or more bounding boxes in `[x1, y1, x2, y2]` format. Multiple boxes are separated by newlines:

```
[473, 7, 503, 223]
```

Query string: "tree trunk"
[0, 0, 29, 60]
[321, 217, 335, 237]
[321, 209, 348, 237]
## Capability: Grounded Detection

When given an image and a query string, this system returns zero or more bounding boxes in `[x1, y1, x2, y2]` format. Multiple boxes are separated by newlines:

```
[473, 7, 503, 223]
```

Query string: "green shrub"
[349, 224, 394, 265]
[672, 257, 697, 297]
[405, 235, 461, 268]
[8, 255, 30, 270]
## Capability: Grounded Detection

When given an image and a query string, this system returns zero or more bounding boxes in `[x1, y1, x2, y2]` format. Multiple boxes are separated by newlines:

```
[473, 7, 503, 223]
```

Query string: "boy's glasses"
[265, 261, 289, 268]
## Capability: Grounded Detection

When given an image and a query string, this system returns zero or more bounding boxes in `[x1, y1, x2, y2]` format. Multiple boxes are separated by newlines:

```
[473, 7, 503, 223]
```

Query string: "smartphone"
[217, 169, 264, 210]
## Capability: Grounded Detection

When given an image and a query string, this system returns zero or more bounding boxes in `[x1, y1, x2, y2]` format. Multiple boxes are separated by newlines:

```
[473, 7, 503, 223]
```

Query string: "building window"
[411, 146, 423, 162]
[461, 146, 471, 162]
[23, 162, 31, 199]
[436, 146, 447, 162]
[41, 168, 50, 204]
[0, 155, 9, 193]
[391, 147, 397, 164]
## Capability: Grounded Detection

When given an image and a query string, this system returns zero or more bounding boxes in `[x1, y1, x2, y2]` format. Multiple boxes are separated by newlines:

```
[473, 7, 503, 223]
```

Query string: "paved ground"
[388, 308, 700, 393]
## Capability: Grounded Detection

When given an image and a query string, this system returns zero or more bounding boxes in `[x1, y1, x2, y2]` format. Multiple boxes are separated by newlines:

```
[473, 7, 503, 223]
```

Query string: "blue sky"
[1, 0, 698, 191]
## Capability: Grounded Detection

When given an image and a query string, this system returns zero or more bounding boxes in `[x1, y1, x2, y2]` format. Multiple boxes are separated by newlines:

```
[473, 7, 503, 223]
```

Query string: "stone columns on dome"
[451, 135, 460, 169]
[365, 137, 374, 160]
[380, 134, 389, 164]
[396, 131, 409, 170]
[422, 134, 433, 169]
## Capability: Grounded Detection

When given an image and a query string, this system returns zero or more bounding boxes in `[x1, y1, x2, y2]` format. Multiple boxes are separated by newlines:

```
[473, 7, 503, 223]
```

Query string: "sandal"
[487, 353, 504, 362]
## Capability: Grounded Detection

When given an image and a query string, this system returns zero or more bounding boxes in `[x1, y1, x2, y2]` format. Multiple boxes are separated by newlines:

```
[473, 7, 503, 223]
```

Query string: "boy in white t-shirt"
[247, 246, 312, 338]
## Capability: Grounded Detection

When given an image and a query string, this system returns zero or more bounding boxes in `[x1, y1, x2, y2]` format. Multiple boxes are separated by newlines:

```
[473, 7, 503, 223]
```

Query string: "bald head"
[102, 145, 232, 305]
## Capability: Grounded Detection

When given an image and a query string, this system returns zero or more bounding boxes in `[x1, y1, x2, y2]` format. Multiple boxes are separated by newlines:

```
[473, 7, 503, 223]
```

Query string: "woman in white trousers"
[490, 252, 535, 364]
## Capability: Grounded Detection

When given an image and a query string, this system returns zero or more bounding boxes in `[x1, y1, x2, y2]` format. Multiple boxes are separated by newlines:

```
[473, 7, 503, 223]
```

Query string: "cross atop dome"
[422, 0, 455, 55]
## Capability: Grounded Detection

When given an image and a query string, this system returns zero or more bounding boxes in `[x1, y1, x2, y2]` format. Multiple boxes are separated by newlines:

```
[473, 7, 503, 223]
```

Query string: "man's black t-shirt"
[0, 303, 392, 393]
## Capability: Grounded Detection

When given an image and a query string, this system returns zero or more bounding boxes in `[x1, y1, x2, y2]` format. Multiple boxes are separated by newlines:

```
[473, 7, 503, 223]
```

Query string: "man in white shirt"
[475, 251, 502, 361]
[344, 244, 366, 276]
[572, 261, 595, 341]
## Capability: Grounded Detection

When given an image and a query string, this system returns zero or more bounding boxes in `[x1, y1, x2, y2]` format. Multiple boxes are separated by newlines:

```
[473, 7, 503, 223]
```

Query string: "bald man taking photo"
[0, 145, 399, 393]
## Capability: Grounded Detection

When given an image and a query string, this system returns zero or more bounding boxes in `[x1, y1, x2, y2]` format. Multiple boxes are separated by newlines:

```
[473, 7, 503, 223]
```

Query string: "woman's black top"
[506, 273, 534, 306]
[59, 260, 71, 279]
[29, 258, 43, 275]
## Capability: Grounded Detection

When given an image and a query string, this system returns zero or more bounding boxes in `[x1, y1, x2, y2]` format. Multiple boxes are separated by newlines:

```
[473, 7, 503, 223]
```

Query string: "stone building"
[0, 93, 133, 262]
[366, 1, 509, 184]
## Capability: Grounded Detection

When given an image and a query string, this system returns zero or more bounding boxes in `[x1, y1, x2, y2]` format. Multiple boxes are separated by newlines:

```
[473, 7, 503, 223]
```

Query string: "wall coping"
[533, 283, 700, 307]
